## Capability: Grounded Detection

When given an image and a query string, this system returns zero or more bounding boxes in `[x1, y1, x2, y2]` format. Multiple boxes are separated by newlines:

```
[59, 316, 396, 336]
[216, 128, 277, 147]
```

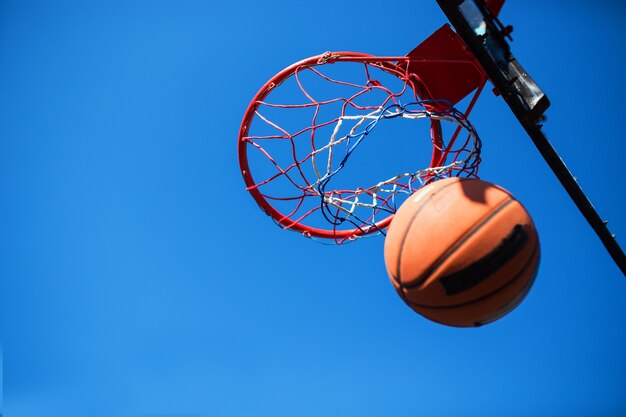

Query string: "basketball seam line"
[399, 192, 514, 290]
[392, 178, 471, 286]
[403, 238, 540, 310]
[474, 250, 541, 326]
[438, 223, 528, 296]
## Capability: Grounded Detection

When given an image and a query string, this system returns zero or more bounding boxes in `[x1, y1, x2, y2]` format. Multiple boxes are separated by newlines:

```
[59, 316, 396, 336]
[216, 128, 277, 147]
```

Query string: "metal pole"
[521, 123, 626, 275]
[436, 0, 626, 275]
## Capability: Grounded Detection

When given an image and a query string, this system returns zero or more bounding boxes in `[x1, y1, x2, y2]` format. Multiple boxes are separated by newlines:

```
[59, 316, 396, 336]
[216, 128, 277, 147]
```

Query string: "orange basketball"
[384, 177, 540, 327]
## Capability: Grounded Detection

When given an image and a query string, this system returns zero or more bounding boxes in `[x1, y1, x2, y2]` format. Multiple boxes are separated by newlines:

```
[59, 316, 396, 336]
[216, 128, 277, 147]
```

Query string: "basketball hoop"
[238, 48, 488, 244]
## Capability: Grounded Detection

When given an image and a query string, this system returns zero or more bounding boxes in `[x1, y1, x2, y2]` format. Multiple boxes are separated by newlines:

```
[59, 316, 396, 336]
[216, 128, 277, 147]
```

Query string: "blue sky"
[1, 1, 625, 416]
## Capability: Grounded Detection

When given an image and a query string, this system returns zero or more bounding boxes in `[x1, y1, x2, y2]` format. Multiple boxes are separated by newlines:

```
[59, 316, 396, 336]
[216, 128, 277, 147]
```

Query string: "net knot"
[317, 51, 334, 64]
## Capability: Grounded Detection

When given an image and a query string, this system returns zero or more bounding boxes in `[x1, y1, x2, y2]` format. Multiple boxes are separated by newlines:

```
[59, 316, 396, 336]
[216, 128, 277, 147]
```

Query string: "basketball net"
[239, 52, 486, 244]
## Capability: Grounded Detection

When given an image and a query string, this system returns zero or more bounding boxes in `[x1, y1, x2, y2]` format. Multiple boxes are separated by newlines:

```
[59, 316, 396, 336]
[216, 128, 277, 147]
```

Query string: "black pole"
[436, 0, 626, 275]
[522, 123, 626, 276]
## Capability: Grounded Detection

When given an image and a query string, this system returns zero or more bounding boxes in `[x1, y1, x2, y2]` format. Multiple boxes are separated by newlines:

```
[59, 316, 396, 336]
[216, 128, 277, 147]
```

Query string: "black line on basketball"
[406, 240, 540, 310]
[401, 197, 514, 289]
[439, 223, 529, 296]
[474, 248, 540, 326]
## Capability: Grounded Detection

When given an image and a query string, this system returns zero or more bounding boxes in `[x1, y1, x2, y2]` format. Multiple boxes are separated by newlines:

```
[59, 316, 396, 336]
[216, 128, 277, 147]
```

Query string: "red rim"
[238, 52, 451, 240]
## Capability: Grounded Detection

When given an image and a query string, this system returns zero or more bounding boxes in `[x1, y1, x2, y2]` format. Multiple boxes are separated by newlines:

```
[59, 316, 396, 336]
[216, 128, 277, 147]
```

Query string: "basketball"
[384, 177, 540, 327]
